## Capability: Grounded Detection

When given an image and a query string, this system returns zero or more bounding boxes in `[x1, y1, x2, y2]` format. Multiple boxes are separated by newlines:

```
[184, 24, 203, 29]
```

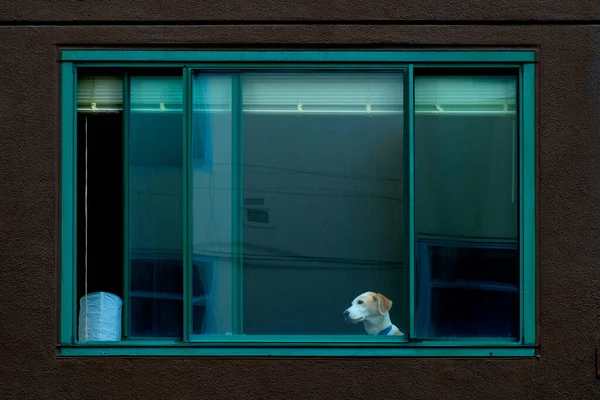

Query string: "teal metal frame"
[406, 65, 416, 340]
[121, 72, 131, 340]
[59, 50, 536, 357]
[61, 50, 535, 63]
[61, 346, 533, 358]
[60, 62, 76, 345]
[521, 63, 537, 345]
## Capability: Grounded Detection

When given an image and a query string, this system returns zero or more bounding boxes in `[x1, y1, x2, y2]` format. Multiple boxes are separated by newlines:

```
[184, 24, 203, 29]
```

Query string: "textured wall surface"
[1, 1, 600, 398]
[0, 0, 598, 21]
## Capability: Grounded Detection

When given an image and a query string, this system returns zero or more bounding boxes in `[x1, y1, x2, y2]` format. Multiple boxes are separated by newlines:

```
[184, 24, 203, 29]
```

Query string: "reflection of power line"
[211, 161, 403, 183]
[131, 188, 403, 202]
[242, 261, 402, 271]
[128, 250, 406, 269]
[192, 247, 404, 268]
[241, 188, 403, 202]
[132, 163, 403, 183]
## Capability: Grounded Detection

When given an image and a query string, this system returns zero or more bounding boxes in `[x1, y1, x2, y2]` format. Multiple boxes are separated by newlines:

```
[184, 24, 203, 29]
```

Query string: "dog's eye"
[357, 300, 363, 305]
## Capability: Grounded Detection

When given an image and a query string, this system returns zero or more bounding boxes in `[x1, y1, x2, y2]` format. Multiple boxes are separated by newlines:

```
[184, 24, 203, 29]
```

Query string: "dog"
[343, 292, 404, 336]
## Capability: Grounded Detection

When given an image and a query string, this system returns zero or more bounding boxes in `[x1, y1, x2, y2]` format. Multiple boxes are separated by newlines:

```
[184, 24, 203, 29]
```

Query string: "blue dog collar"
[378, 326, 393, 335]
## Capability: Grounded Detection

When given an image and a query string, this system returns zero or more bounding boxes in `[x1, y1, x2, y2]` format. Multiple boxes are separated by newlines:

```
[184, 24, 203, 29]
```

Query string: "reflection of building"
[79, 74, 519, 337]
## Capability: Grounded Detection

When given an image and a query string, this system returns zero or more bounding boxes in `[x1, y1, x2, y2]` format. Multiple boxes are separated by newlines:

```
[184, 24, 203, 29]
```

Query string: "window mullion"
[406, 65, 416, 340]
[121, 72, 131, 341]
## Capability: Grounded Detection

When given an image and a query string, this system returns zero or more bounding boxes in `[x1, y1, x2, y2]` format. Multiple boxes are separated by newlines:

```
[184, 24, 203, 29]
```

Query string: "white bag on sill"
[78, 292, 122, 342]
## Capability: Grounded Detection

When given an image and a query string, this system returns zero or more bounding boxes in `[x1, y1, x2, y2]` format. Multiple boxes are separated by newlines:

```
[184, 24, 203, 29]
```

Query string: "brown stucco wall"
[1, 1, 600, 398]
[0, 0, 598, 21]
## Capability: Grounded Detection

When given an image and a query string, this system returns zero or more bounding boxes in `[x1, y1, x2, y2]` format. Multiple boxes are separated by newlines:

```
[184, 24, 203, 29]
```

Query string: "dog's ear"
[374, 293, 392, 315]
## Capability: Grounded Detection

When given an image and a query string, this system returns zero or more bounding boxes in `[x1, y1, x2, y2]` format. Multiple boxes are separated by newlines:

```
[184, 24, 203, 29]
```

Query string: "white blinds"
[77, 76, 123, 112]
[77, 76, 184, 112]
[415, 76, 517, 114]
[129, 76, 183, 112]
[77, 74, 517, 114]
[242, 73, 403, 114]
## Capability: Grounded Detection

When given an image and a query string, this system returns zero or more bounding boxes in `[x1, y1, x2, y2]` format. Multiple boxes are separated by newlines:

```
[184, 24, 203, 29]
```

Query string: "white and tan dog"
[343, 292, 404, 336]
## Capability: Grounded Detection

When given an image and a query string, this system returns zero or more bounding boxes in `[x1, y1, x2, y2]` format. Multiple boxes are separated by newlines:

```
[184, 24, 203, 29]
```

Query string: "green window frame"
[59, 50, 536, 357]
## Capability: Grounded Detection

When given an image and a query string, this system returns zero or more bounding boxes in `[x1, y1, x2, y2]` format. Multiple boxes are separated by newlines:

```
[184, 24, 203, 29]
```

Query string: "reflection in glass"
[128, 76, 184, 338]
[191, 74, 234, 335]
[241, 72, 406, 335]
[414, 75, 519, 338]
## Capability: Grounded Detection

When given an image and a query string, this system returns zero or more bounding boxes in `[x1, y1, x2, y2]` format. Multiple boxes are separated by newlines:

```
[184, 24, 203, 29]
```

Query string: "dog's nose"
[343, 310, 349, 318]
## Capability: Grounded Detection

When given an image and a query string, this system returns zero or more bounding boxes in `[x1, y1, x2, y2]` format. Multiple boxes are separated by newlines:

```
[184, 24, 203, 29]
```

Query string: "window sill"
[57, 343, 536, 358]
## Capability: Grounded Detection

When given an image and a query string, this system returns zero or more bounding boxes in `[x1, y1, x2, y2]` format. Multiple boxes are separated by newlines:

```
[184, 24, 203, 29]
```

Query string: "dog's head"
[343, 291, 393, 324]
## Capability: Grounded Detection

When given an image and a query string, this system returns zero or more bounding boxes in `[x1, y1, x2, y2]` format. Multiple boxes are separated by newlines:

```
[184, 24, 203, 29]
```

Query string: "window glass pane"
[128, 75, 184, 338]
[191, 74, 235, 335]
[242, 72, 406, 335]
[414, 74, 519, 338]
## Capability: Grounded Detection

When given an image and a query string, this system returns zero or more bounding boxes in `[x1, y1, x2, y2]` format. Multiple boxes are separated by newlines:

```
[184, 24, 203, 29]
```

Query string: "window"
[60, 51, 536, 357]
[414, 74, 521, 338]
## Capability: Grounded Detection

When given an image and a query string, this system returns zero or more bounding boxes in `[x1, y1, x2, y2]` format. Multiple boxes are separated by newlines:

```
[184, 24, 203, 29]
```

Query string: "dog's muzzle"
[343, 310, 352, 323]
